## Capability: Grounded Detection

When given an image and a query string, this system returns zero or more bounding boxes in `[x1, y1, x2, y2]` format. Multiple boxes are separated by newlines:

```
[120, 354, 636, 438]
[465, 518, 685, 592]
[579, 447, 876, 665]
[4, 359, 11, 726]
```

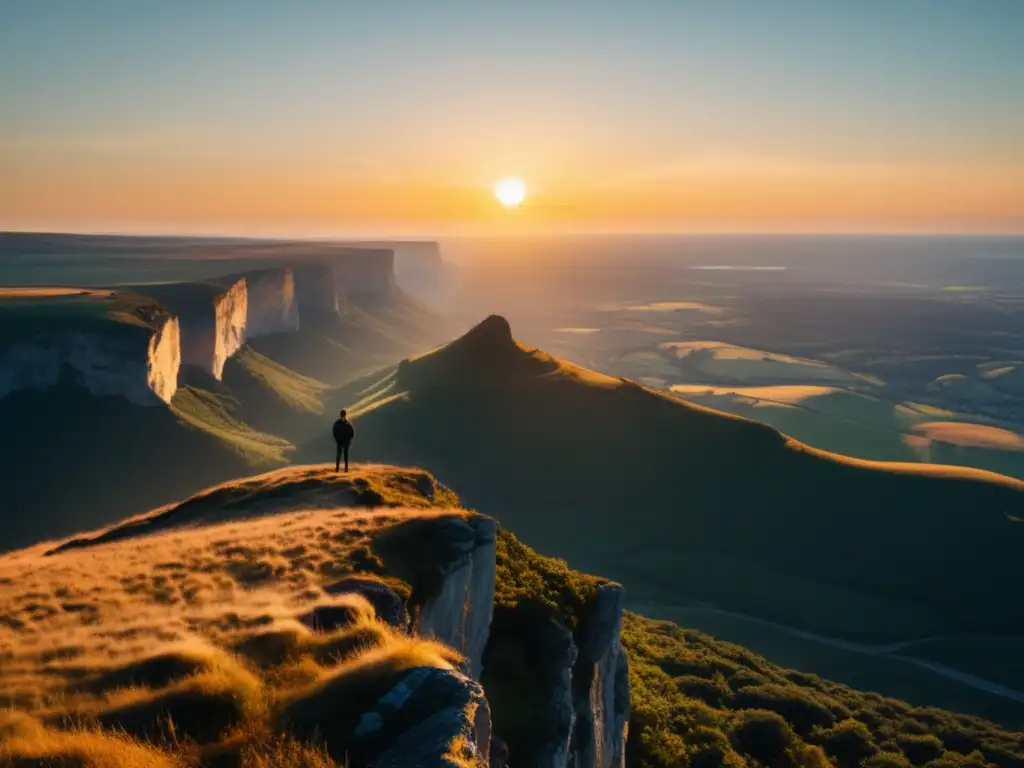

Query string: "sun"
[494, 177, 527, 208]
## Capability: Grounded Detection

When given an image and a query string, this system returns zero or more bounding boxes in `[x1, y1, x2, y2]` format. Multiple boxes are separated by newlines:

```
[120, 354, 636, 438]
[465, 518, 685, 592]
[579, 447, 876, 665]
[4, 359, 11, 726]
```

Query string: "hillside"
[0, 466, 627, 768]
[300, 316, 1024, 707]
[0, 277, 444, 553]
[3, 465, 1023, 768]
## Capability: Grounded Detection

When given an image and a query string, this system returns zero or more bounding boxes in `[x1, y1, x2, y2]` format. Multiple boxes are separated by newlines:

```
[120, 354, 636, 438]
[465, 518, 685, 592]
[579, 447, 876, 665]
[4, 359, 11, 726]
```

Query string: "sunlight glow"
[494, 177, 527, 208]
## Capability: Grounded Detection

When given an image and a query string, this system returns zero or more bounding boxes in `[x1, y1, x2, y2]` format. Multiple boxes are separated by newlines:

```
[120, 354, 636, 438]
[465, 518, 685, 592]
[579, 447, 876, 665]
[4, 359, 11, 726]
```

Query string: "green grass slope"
[301, 316, 1024, 648]
[0, 382, 270, 553]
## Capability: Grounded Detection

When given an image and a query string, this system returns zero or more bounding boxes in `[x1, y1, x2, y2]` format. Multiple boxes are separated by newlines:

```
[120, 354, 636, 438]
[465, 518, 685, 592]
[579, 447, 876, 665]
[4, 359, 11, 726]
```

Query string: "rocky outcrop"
[481, 585, 630, 768]
[145, 315, 182, 403]
[356, 667, 490, 768]
[0, 315, 181, 406]
[158, 279, 247, 381]
[415, 515, 498, 680]
[572, 584, 630, 768]
[241, 267, 299, 338]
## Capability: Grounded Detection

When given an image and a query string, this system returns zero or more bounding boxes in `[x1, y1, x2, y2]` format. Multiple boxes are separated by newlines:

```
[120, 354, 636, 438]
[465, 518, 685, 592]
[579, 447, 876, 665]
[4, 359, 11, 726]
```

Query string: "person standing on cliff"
[333, 409, 356, 472]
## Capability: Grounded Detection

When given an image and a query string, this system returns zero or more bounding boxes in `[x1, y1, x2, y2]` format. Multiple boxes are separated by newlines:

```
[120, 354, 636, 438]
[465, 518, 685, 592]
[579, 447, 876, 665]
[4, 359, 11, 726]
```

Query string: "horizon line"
[3, 228, 1024, 242]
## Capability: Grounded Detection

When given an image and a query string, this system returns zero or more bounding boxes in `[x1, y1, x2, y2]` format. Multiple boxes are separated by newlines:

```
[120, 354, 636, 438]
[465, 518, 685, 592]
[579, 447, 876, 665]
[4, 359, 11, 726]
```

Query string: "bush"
[733, 684, 836, 735]
[675, 674, 732, 708]
[730, 709, 798, 765]
[897, 733, 945, 765]
[865, 751, 912, 768]
[813, 719, 878, 767]
[688, 726, 747, 768]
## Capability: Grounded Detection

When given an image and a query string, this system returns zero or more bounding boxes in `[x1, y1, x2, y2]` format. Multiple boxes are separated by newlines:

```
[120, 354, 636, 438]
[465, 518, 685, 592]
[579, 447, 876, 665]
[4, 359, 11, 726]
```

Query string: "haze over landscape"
[2, 3, 1024, 768]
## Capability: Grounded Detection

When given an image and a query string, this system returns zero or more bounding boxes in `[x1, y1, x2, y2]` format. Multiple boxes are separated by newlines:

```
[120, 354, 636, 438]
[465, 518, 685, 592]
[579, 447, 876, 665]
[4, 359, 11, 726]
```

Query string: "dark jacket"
[333, 417, 356, 445]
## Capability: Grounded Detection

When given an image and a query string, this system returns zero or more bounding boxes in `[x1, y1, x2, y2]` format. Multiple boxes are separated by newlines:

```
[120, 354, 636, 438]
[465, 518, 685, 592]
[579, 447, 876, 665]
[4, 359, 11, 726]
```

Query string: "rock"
[240, 267, 300, 338]
[417, 516, 497, 679]
[0, 316, 181, 406]
[324, 576, 408, 630]
[329, 666, 490, 768]
[571, 584, 630, 768]
[481, 585, 630, 768]
[577, 584, 626, 664]
[490, 735, 510, 768]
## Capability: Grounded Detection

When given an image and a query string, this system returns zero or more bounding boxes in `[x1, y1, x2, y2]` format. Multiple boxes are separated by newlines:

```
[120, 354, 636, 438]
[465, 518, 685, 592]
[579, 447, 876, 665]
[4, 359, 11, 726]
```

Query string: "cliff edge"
[0, 465, 629, 768]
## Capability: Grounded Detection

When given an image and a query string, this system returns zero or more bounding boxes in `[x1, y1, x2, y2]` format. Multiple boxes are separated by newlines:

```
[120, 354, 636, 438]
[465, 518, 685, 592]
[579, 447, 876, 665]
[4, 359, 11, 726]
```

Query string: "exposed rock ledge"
[0, 314, 181, 406]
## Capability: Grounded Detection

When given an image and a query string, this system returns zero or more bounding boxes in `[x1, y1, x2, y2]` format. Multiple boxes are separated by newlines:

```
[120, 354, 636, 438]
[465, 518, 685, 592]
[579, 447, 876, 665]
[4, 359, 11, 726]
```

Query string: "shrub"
[897, 733, 945, 765]
[813, 719, 878, 768]
[865, 751, 912, 768]
[730, 709, 798, 765]
[688, 726, 747, 768]
[675, 674, 732, 708]
[733, 684, 836, 735]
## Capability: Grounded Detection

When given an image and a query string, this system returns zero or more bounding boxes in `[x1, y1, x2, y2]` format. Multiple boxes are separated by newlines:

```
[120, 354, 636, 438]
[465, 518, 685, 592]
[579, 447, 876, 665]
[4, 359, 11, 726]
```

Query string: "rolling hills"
[301, 316, 1024, 681]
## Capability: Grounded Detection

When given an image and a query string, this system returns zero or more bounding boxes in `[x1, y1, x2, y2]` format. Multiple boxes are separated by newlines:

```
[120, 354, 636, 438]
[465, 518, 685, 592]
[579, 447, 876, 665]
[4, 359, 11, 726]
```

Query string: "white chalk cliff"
[0, 315, 181, 406]
[177, 278, 248, 380]
[243, 267, 300, 338]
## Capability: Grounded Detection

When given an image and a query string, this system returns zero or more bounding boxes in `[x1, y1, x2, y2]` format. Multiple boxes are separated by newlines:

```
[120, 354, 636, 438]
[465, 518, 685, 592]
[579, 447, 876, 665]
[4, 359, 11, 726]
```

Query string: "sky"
[1, 0, 1022, 236]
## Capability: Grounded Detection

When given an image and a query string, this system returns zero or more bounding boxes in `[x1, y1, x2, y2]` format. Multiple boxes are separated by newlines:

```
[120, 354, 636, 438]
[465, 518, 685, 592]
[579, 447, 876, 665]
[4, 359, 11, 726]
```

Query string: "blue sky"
[1, 1, 1022, 234]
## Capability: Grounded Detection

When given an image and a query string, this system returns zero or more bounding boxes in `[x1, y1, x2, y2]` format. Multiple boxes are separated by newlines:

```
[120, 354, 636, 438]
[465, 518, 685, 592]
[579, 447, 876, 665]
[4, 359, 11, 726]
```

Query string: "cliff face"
[293, 263, 344, 317]
[481, 585, 630, 768]
[334, 249, 396, 299]
[144, 315, 182, 403]
[415, 515, 498, 681]
[0, 316, 181, 406]
[405, 516, 628, 768]
[177, 278, 248, 380]
[243, 267, 299, 338]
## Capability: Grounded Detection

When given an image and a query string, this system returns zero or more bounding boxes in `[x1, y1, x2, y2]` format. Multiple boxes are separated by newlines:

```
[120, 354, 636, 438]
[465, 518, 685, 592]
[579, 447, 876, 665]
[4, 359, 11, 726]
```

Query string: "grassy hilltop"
[3, 464, 1024, 768]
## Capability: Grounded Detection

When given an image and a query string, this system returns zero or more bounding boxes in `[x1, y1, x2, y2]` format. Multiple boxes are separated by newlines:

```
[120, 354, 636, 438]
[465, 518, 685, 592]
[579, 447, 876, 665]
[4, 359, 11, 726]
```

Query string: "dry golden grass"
[0, 712, 181, 767]
[0, 466, 477, 766]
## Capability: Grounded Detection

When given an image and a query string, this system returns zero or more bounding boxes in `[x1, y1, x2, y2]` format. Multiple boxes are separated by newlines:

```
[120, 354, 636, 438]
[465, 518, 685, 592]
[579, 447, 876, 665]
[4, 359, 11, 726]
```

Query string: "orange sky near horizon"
[2, 155, 1021, 237]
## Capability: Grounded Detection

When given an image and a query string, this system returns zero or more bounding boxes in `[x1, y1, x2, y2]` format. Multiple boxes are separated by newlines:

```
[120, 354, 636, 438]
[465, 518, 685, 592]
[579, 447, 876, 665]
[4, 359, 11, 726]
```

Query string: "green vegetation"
[171, 385, 293, 466]
[624, 613, 1024, 768]
[633, 604, 1024, 729]
[493, 524, 1024, 767]
[232, 347, 326, 414]
[493, 529, 604, 629]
